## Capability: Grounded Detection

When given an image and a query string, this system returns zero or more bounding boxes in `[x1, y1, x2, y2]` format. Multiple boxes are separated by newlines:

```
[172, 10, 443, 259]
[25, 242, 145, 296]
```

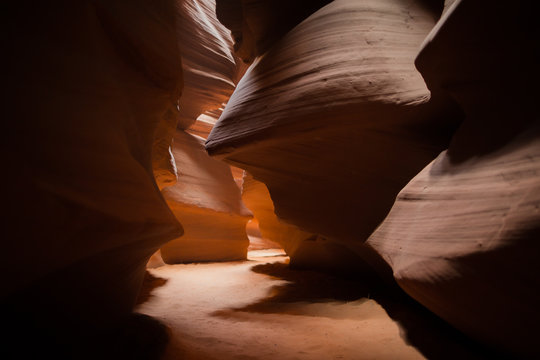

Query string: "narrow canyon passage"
[136, 250, 490, 360]
[5, 0, 539, 358]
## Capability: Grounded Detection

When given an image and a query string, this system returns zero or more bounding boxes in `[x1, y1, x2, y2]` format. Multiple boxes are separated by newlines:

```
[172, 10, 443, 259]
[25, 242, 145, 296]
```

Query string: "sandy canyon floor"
[136, 249, 492, 360]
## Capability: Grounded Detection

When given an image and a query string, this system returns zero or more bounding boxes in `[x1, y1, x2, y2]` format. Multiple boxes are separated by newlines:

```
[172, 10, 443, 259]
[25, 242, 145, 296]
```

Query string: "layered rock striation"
[176, 0, 238, 130]
[241, 172, 314, 259]
[209, 0, 540, 355]
[207, 0, 461, 266]
[154, 0, 252, 264]
[161, 131, 252, 263]
[215, 0, 332, 63]
[155, 0, 239, 188]
[367, 0, 540, 356]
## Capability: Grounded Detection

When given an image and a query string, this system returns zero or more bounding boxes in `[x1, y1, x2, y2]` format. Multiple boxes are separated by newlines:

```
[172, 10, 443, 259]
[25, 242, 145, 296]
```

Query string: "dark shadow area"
[214, 261, 506, 360]
[1, 266, 170, 360]
[136, 270, 169, 305]
[1, 298, 169, 360]
[108, 313, 170, 360]
[250, 262, 376, 303]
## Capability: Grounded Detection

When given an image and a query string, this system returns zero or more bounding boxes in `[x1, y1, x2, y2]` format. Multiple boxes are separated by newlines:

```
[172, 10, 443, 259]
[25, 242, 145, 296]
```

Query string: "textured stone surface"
[207, 0, 460, 260]
[216, 0, 332, 62]
[187, 110, 223, 139]
[241, 172, 372, 271]
[4, 1, 183, 355]
[176, 0, 238, 130]
[368, 130, 540, 356]
[153, 106, 182, 189]
[151, 0, 243, 189]
[161, 131, 252, 263]
[368, 0, 540, 356]
[241, 173, 313, 257]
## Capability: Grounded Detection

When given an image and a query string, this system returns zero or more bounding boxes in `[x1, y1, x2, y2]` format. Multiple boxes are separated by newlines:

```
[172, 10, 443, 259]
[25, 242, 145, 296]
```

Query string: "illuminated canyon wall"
[4, 0, 539, 358]
[155, 0, 253, 264]
[208, 0, 540, 356]
[175, 0, 238, 130]
[207, 0, 461, 267]
[161, 130, 252, 263]
[241, 173, 315, 260]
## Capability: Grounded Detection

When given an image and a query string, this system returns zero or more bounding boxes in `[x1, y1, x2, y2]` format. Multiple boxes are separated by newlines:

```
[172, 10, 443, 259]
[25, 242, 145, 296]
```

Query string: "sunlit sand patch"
[136, 256, 424, 360]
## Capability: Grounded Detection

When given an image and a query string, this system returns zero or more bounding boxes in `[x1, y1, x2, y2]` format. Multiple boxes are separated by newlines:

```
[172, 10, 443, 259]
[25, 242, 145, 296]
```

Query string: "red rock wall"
[176, 0, 238, 130]
[367, 0, 540, 356]
[216, 0, 332, 62]
[241, 173, 314, 257]
[161, 131, 252, 263]
[209, 0, 540, 356]
[5, 0, 183, 355]
[206, 0, 461, 263]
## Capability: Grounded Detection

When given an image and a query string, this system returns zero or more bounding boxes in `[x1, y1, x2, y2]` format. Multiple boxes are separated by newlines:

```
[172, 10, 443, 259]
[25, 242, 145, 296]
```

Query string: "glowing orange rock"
[161, 131, 252, 263]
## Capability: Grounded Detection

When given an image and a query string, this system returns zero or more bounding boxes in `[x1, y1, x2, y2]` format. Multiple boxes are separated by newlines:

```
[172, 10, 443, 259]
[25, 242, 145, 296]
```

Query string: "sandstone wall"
[161, 131, 252, 263]
[154, 0, 239, 188]
[367, 0, 540, 356]
[5, 0, 184, 356]
[215, 0, 332, 62]
[241, 173, 313, 257]
[176, 0, 238, 130]
[209, 0, 540, 356]
[206, 0, 461, 266]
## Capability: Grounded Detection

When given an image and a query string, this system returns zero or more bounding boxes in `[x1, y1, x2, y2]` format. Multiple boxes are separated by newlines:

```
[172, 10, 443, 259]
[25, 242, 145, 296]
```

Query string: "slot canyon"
[4, 0, 539, 359]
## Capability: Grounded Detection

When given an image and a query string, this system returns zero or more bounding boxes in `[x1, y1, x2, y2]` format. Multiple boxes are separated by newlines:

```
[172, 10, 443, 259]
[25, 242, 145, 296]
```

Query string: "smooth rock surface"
[367, 129, 540, 357]
[153, 105, 182, 189]
[216, 0, 332, 62]
[207, 0, 461, 262]
[161, 131, 252, 263]
[176, 0, 238, 130]
[368, 0, 540, 356]
[4, 0, 183, 356]
[187, 110, 224, 139]
[241, 172, 375, 273]
[241, 172, 315, 261]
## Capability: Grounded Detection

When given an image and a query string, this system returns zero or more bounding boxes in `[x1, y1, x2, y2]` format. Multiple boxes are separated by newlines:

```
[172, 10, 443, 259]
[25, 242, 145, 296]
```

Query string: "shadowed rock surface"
[215, 0, 332, 62]
[4, 1, 183, 357]
[368, 0, 540, 356]
[241, 172, 315, 261]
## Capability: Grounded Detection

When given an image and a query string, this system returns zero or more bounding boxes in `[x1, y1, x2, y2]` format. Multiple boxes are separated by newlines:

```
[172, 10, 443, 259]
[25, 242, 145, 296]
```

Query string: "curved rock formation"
[368, 130, 540, 357]
[155, 0, 239, 188]
[215, 0, 332, 62]
[242, 172, 368, 270]
[206, 0, 461, 265]
[241, 173, 314, 257]
[161, 131, 252, 263]
[176, 0, 238, 130]
[5, 1, 183, 356]
[154, 105, 182, 189]
[153, 0, 252, 264]
[367, 0, 540, 356]
[187, 109, 224, 139]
